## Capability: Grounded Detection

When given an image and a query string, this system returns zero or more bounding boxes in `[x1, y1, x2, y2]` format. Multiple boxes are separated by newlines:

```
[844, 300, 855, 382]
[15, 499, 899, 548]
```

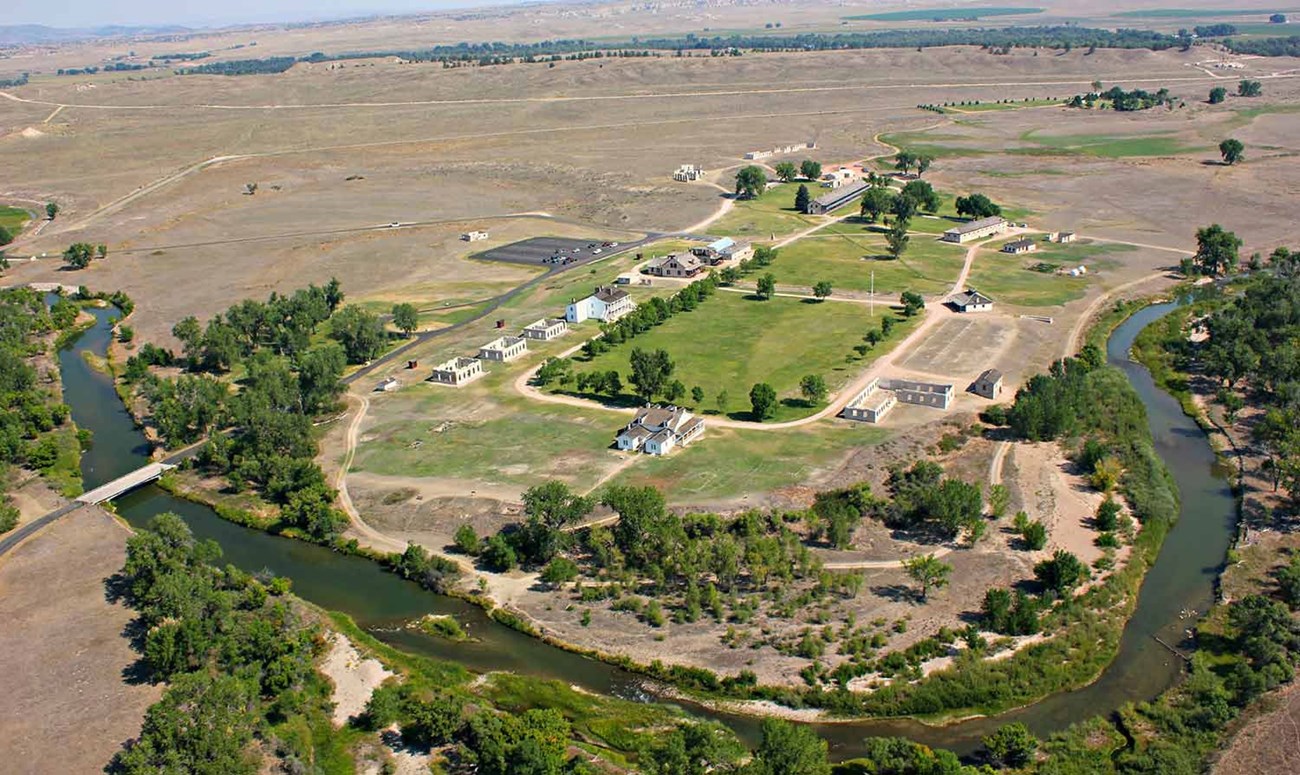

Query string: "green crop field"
[1016, 130, 1206, 158]
[965, 238, 1134, 307]
[769, 230, 967, 297]
[564, 291, 918, 422]
[711, 182, 819, 239]
[845, 6, 1043, 21]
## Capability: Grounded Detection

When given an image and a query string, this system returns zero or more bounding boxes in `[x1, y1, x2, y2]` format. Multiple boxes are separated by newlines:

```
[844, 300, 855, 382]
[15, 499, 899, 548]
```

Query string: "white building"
[429, 357, 484, 387]
[942, 216, 1008, 244]
[616, 405, 705, 455]
[566, 286, 635, 324]
[478, 336, 528, 362]
[376, 376, 401, 392]
[1057, 231, 1076, 244]
[461, 231, 489, 242]
[522, 318, 568, 341]
[950, 289, 994, 313]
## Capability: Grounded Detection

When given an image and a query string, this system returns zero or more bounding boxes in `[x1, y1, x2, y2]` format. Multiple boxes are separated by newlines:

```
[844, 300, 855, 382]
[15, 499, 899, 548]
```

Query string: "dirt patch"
[320, 632, 394, 727]
[0, 506, 162, 775]
[1212, 676, 1300, 775]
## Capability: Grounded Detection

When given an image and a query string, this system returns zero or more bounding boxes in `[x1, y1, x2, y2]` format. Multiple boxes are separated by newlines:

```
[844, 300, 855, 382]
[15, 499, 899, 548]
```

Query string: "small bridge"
[76, 463, 175, 505]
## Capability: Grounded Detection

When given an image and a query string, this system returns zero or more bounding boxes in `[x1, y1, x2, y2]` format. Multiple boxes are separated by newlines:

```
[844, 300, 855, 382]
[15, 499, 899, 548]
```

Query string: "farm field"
[564, 291, 920, 421]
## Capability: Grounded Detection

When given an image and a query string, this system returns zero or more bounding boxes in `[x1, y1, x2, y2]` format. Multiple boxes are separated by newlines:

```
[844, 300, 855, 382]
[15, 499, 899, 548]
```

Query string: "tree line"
[123, 281, 395, 543]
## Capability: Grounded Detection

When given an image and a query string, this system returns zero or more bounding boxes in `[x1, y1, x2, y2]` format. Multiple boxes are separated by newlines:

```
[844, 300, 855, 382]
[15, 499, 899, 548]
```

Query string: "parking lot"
[474, 236, 642, 268]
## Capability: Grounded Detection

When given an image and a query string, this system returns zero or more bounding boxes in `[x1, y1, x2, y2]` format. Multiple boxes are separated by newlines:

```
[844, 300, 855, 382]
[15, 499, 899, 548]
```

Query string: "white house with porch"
[616, 405, 705, 455]
[566, 286, 635, 323]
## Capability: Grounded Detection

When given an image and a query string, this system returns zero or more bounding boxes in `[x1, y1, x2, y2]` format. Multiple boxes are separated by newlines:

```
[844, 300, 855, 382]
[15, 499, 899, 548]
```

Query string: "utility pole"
[870, 270, 875, 318]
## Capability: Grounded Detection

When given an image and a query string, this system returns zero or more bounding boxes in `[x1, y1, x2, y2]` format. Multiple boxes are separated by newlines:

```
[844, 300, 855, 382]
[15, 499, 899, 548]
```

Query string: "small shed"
[972, 369, 1003, 399]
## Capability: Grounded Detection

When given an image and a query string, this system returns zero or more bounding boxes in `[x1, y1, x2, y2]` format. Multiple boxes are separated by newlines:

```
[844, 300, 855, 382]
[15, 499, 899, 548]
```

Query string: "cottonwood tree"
[1209, 86, 1228, 104]
[900, 290, 925, 316]
[955, 193, 1002, 219]
[328, 306, 387, 363]
[812, 280, 832, 300]
[800, 374, 827, 405]
[756, 273, 776, 300]
[0, 226, 12, 247]
[774, 161, 798, 182]
[1219, 138, 1245, 165]
[734, 166, 767, 199]
[629, 347, 674, 401]
[900, 179, 940, 212]
[749, 382, 777, 420]
[894, 151, 918, 175]
[1034, 549, 1090, 596]
[63, 242, 95, 270]
[749, 719, 831, 775]
[1194, 223, 1242, 276]
[903, 554, 952, 601]
[45, 202, 59, 219]
[886, 220, 910, 259]
[800, 159, 822, 181]
[983, 723, 1039, 768]
[1238, 79, 1262, 97]
[391, 302, 419, 337]
[859, 187, 896, 222]
[916, 155, 934, 177]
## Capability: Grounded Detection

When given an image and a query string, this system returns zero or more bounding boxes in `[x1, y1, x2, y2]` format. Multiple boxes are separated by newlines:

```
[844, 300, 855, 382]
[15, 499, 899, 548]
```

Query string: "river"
[56, 300, 1235, 759]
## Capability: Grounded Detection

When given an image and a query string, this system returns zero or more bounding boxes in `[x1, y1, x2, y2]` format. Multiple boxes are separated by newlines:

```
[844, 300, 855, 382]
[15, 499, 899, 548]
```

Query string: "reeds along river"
[57, 299, 1234, 759]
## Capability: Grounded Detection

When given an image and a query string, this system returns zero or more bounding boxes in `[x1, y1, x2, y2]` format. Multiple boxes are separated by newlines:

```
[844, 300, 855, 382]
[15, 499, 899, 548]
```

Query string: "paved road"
[341, 234, 658, 386]
[0, 502, 81, 559]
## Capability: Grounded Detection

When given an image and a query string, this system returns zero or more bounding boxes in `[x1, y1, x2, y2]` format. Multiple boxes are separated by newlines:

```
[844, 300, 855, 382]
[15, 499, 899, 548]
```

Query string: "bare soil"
[0, 506, 161, 775]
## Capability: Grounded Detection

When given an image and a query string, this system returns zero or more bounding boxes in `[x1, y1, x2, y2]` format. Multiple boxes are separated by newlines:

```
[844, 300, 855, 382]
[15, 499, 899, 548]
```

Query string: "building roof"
[946, 216, 1006, 236]
[707, 237, 736, 253]
[951, 289, 994, 307]
[593, 286, 630, 304]
[977, 368, 1004, 383]
[630, 405, 693, 433]
[649, 253, 704, 271]
[1003, 238, 1036, 250]
[811, 179, 871, 209]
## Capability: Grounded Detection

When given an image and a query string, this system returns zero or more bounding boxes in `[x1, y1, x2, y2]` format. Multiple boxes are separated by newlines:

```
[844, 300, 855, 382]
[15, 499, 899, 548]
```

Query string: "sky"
[6, 0, 533, 29]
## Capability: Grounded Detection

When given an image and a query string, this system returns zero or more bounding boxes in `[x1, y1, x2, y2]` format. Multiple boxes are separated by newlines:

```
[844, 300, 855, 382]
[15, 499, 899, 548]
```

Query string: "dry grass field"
[0, 506, 161, 775]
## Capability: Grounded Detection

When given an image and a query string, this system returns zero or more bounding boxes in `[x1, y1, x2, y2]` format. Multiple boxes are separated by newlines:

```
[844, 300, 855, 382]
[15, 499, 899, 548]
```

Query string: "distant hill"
[0, 24, 193, 46]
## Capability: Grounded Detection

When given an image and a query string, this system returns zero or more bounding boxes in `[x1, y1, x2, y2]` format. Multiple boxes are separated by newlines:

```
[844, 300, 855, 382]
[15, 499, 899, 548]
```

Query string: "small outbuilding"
[461, 231, 489, 242]
[376, 376, 400, 392]
[478, 336, 528, 362]
[950, 289, 994, 313]
[429, 357, 484, 387]
[1057, 231, 1076, 244]
[972, 369, 1004, 399]
[1001, 238, 1037, 255]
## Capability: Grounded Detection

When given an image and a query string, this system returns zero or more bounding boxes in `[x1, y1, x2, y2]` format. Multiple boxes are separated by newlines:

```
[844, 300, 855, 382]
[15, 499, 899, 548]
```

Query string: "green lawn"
[0, 206, 31, 234]
[767, 231, 968, 297]
[877, 130, 991, 160]
[711, 182, 819, 239]
[965, 238, 1134, 307]
[564, 291, 919, 422]
[612, 423, 887, 500]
